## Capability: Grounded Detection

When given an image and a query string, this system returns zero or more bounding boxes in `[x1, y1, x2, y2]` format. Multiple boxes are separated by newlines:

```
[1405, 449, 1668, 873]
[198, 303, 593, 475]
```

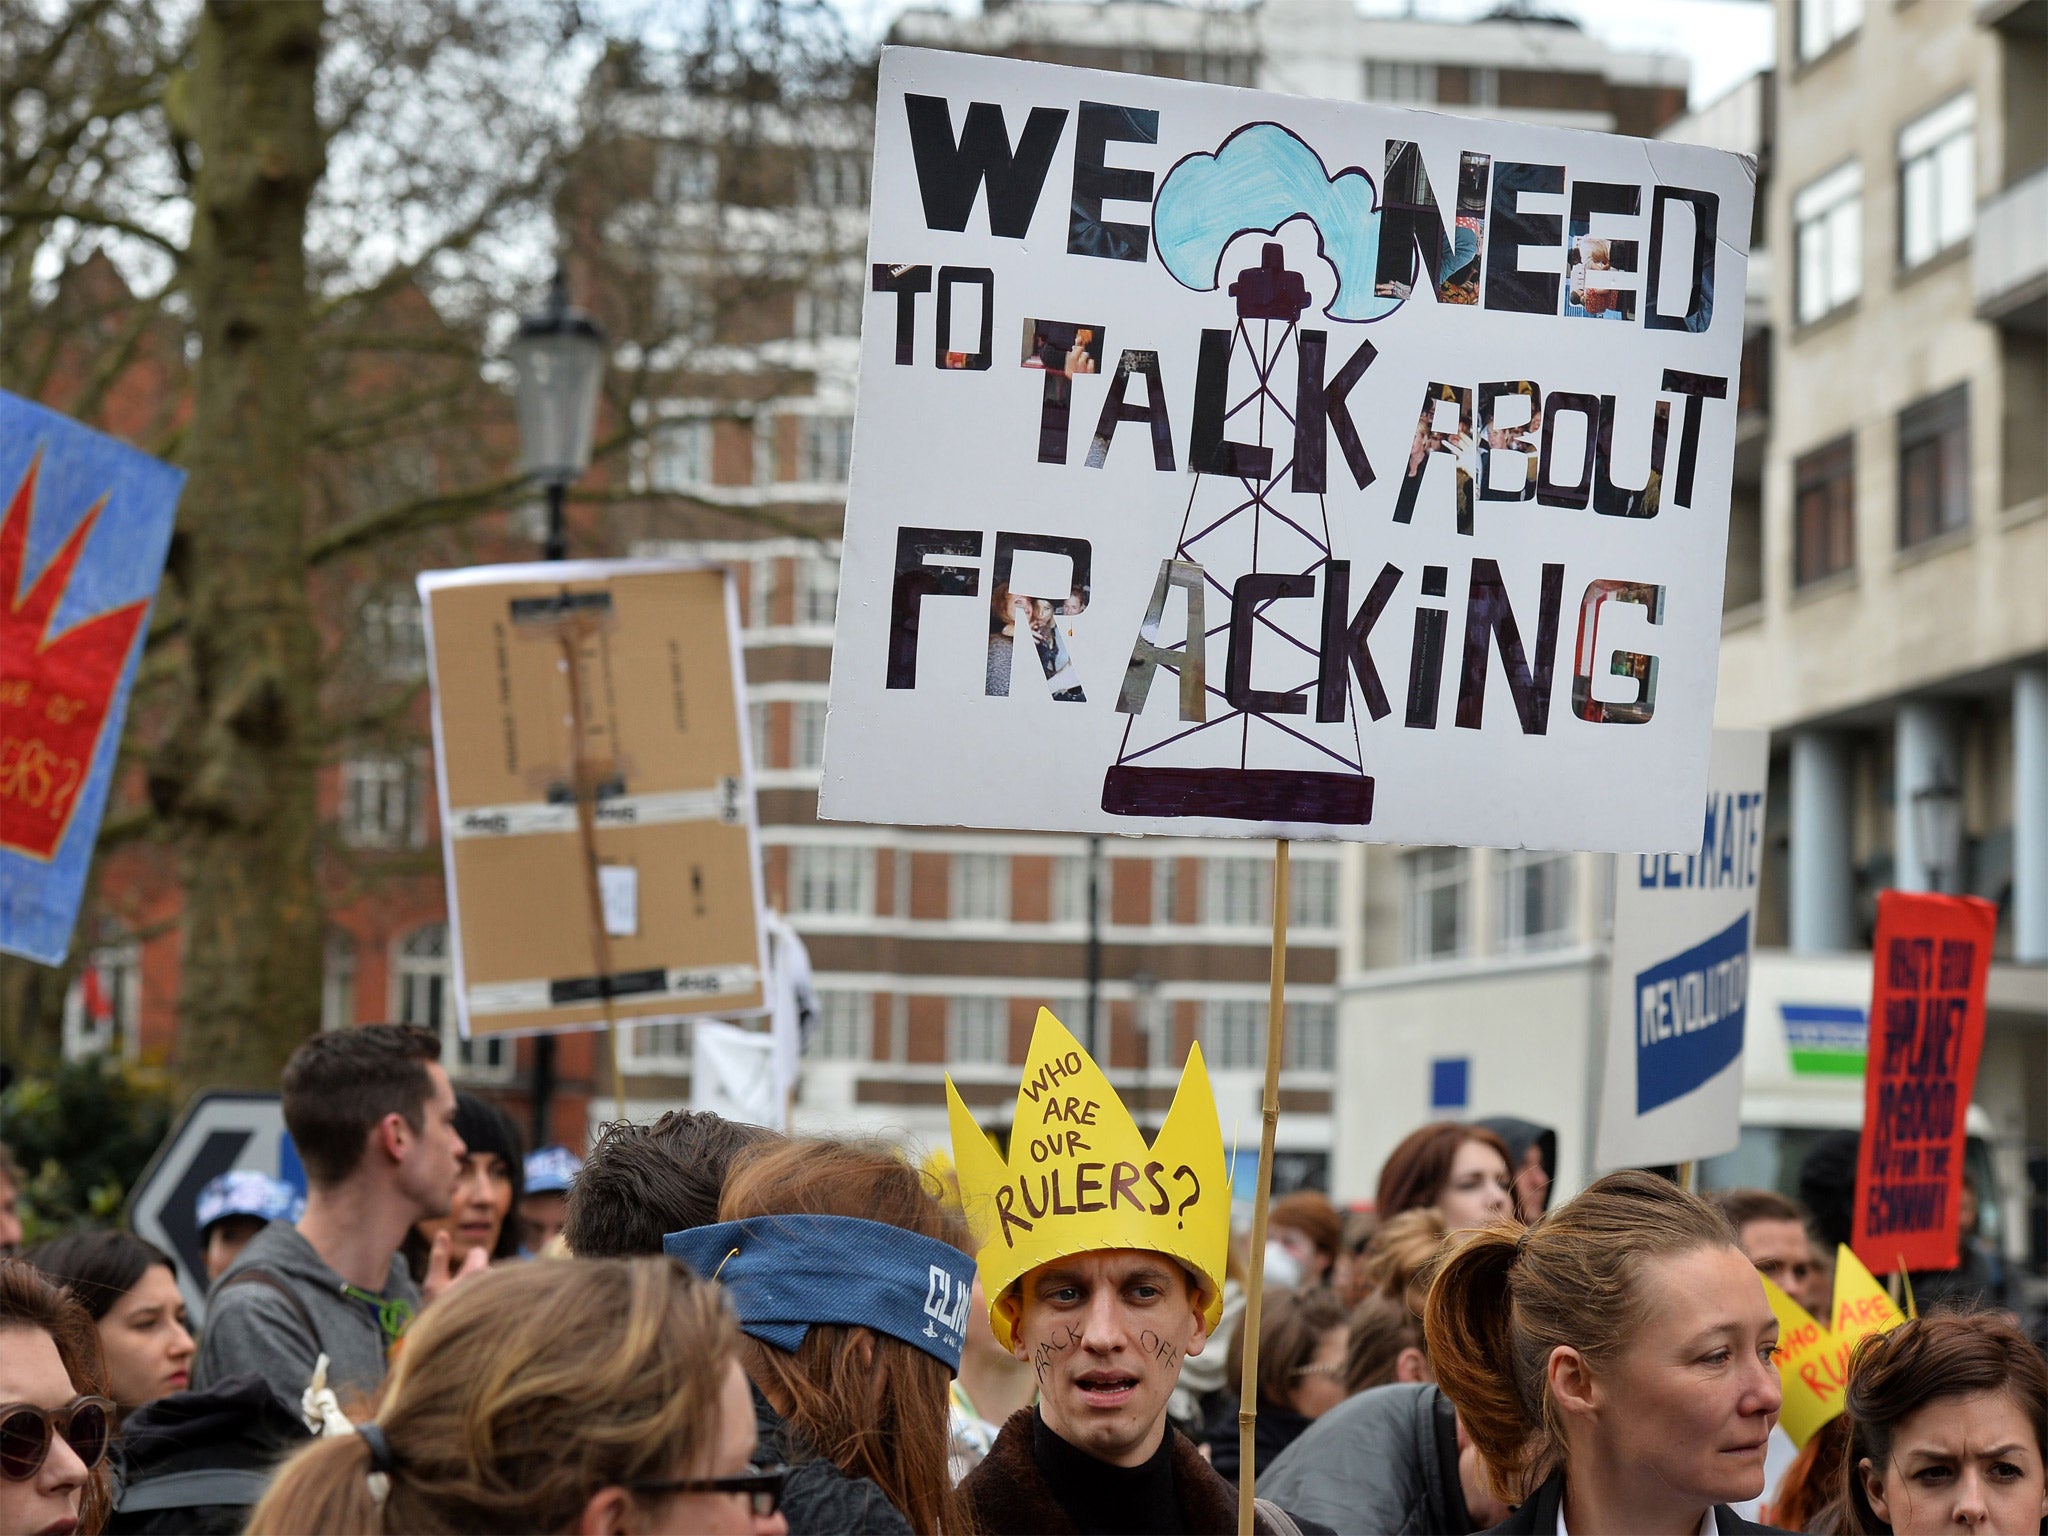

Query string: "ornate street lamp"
[506, 265, 606, 1146]
[509, 266, 607, 561]
[1912, 767, 1964, 893]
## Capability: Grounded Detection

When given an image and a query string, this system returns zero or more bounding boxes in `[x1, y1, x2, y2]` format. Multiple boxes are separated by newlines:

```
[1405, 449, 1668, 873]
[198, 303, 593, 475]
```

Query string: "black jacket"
[1198, 1395, 1312, 1482]
[751, 1381, 912, 1536]
[962, 1406, 1333, 1536]
[1485, 1470, 1785, 1535]
[106, 1376, 310, 1535]
[1259, 1382, 1475, 1536]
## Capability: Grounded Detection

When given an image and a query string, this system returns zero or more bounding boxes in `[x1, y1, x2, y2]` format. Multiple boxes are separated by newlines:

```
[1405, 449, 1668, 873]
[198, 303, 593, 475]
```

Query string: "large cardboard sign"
[1853, 890, 1995, 1274]
[1, 392, 183, 965]
[821, 49, 1755, 849]
[419, 560, 767, 1037]
[1595, 729, 1767, 1170]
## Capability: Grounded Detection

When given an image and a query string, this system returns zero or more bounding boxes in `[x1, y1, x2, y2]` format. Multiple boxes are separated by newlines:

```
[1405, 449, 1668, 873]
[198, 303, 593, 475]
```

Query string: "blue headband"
[665, 1214, 977, 1374]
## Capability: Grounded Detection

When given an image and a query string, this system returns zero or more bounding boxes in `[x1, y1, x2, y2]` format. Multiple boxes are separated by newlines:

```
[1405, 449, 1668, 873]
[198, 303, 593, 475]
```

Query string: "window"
[648, 420, 713, 492]
[791, 845, 874, 915]
[1794, 163, 1862, 324]
[1798, 0, 1861, 61]
[656, 143, 718, 203]
[747, 555, 777, 629]
[1794, 436, 1856, 585]
[360, 595, 425, 682]
[1202, 1000, 1263, 1069]
[1899, 95, 1974, 269]
[797, 552, 838, 626]
[623, 1019, 693, 1069]
[953, 853, 1010, 922]
[1154, 858, 1185, 926]
[1051, 854, 1089, 924]
[796, 281, 863, 342]
[796, 416, 853, 485]
[799, 150, 868, 208]
[1205, 857, 1270, 929]
[341, 753, 423, 850]
[396, 925, 510, 1083]
[792, 699, 828, 771]
[1284, 1002, 1335, 1072]
[1898, 385, 1970, 547]
[1289, 859, 1338, 929]
[747, 700, 770, 769]
[1403, 848, 1470, 962]
[1498, 850, 1575, 951]
[322, 932, 356, 1032]
[62, 942, 140, 1062]
[951, 996, 1007, 1064]
[1363, 61, 1435, 103]
[812, 990, 870, 1061]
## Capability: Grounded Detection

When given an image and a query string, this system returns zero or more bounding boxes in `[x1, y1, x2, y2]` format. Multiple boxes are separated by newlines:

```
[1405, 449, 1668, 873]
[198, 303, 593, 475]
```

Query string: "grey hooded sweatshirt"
[191, 1221, 419, 1414]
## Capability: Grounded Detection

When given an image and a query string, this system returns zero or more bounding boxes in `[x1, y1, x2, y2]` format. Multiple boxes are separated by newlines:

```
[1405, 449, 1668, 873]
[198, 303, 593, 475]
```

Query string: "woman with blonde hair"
[246, 1257, 784, 1536]
[1424, 1170, 1783, 1534]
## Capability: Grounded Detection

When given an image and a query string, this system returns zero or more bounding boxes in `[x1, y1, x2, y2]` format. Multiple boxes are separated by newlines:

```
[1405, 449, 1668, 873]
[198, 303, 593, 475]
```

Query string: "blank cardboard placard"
[821, 49, 1756, 851]
[419, 560, 767, 1038]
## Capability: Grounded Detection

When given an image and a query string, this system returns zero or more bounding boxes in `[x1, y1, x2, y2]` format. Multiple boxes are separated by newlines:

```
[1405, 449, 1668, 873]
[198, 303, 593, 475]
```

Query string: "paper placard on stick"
[418, 560, 767, 1037]
[1761, 1244, 1904, 1449]
[819, 48, 1755, 851]
[1595, 728, 1768, 1170]
[1853, 890, 1995, 1273]
[0, 391, 184, 965]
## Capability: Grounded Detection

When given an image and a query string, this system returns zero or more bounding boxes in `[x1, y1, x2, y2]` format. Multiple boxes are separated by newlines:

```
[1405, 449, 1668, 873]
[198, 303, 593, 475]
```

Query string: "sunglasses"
[0, 1396, 115, 1482]
[627, 1465, 790, 1517]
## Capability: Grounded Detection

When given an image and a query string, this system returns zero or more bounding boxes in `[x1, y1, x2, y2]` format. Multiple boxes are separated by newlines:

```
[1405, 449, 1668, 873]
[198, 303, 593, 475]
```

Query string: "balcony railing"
[1974, 168, 2048, 331]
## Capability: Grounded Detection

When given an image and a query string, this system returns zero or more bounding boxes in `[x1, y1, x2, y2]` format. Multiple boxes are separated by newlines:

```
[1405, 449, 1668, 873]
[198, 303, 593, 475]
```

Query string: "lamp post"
[1912, 768, 1964, 894]
[507, 264, 607, 1148]
[510, 265, 608, 561]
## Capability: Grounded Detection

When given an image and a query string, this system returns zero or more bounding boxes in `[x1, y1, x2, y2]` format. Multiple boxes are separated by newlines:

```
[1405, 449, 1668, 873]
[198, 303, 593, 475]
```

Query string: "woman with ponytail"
[245, 1257, 786, 1536]
[1423, 1170, 1785, 1535]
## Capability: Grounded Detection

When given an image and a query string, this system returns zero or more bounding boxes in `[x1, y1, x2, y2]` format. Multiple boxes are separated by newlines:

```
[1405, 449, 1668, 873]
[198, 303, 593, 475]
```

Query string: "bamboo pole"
[1237, 839, 1291, 1536]
[558, 619, 629, 1123]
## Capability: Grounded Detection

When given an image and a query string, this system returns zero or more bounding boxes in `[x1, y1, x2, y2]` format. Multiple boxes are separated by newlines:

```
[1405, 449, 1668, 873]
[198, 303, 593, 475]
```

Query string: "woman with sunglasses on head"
[246, 1257, 786, 1536]
[1, 1257, 116, 1536]
[21, 1234, 193, 1426]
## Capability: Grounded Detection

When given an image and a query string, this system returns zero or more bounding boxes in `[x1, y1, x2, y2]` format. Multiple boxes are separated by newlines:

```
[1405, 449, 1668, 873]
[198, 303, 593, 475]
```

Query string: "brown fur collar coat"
[961, 1407, 1295, 1536]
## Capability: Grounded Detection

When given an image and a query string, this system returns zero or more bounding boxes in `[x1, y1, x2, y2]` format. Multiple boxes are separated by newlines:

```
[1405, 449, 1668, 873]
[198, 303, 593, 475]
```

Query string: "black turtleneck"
[1031, 1407, 1184, 1536]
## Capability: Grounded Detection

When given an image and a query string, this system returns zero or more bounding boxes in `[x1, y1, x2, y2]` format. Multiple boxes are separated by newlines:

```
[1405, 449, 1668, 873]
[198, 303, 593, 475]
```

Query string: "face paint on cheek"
[1138, 1330, 1181, 1371]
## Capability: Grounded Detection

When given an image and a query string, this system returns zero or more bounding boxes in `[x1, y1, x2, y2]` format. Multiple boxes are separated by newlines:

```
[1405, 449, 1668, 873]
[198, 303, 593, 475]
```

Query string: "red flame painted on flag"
[1, 451, 149, 862]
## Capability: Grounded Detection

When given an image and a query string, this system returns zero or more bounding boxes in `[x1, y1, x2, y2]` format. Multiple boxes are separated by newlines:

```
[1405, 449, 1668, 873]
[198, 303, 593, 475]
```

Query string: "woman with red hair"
[1374, 1123, 1515, 1233]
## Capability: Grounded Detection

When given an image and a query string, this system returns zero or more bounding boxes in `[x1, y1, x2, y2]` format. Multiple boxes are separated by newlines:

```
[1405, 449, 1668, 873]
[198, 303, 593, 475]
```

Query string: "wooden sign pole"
[1237, 838, 1291, 1536]
[558, 619, 629, 1123]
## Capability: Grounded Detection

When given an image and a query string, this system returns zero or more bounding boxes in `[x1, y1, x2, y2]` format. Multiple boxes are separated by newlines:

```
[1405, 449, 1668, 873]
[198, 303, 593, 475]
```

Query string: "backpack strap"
[1254, 1496, 1306, 1536]
[216, 1268, 318, 1342]
[114, 1466, 276, 1514]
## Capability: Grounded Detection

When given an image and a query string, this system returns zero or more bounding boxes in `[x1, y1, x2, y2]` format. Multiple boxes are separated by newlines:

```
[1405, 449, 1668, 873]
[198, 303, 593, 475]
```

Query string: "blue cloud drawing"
[1153, 123, 1401, 324]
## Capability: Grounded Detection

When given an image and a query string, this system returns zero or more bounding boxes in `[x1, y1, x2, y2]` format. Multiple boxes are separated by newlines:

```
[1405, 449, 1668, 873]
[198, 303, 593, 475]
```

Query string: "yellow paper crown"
[1762, 1244, 1906, 1448]
[946, 1007, 1230, 1353]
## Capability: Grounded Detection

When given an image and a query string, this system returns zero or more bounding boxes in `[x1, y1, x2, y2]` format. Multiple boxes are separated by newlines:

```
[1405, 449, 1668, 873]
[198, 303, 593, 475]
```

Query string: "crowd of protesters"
[4, 1022, 2047, 1536]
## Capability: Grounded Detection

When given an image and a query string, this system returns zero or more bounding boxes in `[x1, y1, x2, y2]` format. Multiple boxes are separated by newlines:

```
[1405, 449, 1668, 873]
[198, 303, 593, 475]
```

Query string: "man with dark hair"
[563, 1108, 778, 1257]
[193, 1023, 469, 1409]
[1709, 1186, 1828, 1315]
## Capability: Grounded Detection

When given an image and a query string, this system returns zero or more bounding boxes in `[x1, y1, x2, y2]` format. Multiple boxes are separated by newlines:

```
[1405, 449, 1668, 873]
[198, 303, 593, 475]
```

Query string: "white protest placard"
[1596, 728, 1769, 1170]
[821, 49, 1754, 851]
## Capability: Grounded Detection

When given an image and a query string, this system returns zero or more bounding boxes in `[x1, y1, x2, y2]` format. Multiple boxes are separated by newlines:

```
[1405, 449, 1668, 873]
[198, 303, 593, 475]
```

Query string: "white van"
[1701, 949, 2010, 1265]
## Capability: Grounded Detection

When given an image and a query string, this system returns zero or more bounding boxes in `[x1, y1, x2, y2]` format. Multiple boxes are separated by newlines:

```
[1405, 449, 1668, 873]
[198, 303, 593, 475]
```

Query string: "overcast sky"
[844, 0, 1778, 112]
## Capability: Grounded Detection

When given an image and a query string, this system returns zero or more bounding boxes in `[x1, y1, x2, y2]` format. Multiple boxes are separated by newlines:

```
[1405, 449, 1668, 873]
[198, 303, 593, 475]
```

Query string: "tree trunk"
[164, 0, 326, 1089]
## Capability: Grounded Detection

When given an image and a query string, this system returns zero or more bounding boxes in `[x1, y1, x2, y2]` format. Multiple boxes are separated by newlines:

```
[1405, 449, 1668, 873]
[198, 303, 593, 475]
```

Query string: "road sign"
[127, 1092, 305, 1321]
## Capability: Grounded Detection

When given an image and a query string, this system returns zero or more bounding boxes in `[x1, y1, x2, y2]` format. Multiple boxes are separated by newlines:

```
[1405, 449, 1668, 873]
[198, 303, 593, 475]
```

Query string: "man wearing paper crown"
[949, 1008, 1326, 1536]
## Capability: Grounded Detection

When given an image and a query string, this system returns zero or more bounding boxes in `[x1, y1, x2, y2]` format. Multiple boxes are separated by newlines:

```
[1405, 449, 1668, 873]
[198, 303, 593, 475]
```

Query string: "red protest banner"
[1853, 891, 1996, 1274]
